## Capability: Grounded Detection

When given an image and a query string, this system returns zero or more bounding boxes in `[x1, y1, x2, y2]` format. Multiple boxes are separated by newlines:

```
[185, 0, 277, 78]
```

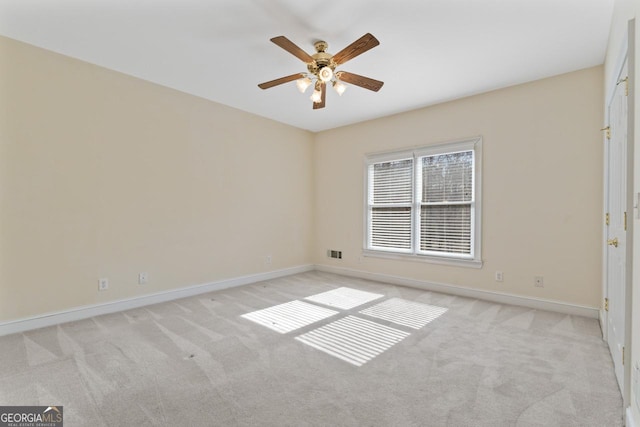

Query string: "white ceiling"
[0, 0, 614, 132]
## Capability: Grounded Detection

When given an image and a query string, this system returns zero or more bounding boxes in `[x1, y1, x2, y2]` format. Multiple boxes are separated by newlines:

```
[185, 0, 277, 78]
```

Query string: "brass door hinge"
[618, 76, 629, 96]
[604, 298, 609, 312]
[601, 126, 611, 140]
[606, 213, 610, 226]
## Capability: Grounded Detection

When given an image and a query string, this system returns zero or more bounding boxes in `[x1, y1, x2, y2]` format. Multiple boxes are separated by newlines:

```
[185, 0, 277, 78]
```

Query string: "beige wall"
[0, 35, 606, 323]
[314, 66, 604, 308]
[0, 36, 314, 322]
[606, 0, 639, 421]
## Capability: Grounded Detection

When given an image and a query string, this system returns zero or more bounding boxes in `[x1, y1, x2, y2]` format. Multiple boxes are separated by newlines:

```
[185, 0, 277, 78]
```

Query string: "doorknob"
[608, 237, 619, 247]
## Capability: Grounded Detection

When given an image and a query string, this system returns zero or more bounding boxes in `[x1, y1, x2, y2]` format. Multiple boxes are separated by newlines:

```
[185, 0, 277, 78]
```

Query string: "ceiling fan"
[258, 33, 384, 109]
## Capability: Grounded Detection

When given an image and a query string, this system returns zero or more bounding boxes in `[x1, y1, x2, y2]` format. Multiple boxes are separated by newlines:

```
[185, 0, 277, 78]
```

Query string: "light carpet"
[0, 271, 623, 426]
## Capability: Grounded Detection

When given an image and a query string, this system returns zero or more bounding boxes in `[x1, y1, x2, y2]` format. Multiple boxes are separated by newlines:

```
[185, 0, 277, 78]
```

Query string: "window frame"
[363, 137, 483, 268]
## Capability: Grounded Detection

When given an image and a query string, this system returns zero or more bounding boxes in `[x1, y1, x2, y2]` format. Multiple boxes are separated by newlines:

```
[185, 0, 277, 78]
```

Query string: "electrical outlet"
[534, 276, 544, 287]
[98, 278, 109, 291]
[265, 255, 272, 265]
[495, 271, 504, 282]
[138, 272, 148, 284]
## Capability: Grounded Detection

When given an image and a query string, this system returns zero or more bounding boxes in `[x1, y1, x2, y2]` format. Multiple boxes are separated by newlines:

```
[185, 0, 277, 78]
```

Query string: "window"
[365, 137, 482, 267]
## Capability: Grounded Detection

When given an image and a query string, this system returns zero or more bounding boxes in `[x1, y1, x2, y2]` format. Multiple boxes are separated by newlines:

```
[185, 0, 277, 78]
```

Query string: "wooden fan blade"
[313, 82, 326, 109]
[336, 71, 384, 92]
[271, 36, 314, 63]
[258, 73, 304, 89]
[332, 33, 380, 65]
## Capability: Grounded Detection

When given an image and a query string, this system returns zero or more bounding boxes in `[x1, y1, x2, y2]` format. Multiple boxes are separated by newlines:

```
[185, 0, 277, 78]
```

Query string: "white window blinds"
[420, 151, 473, 255]
[368, 159, 413, 251]
[364, 137, 481, 265]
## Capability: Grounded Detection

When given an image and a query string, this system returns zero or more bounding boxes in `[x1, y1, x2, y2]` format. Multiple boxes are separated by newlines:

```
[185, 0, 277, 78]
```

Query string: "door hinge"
[624, 212, 627, 231]
[604, 298, 609, 312]
[618, 76, 629, 96]
[601, 126, 611, 140]
[606, 213, 610, 226]
[623, 346, 625, 365]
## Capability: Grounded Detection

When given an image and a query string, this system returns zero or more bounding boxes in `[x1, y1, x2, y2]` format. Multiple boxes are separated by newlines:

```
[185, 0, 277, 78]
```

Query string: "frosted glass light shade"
[296, 77, 312, 93]
[318, 67, 333, 82]
[333, 81, 347, 96]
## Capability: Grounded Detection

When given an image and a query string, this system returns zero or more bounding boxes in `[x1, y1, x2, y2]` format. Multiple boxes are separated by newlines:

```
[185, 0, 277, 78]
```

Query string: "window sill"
[362, 249, 483, 269]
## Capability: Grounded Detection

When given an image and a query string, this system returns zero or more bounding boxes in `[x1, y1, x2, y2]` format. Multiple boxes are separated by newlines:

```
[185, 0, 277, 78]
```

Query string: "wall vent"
[327, 250, 342, 259]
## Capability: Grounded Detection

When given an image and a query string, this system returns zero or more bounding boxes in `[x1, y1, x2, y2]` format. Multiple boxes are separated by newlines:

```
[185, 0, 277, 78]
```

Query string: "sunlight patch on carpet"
[359, 298, 448, 329]
[304, 287, 384, 310]
[241, 300, 339, 334]
[295, 315, 409, 366]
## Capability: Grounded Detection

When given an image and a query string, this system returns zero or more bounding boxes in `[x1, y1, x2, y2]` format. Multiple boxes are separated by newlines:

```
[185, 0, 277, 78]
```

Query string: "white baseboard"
[628, 406, 638, 427]
[0, 262, 600, 337]
[0, 264, 314, 337]
[315, 264, 599, 318]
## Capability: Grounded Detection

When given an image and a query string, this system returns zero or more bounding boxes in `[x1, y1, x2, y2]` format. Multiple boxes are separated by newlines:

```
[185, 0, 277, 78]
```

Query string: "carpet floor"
[0, 271, 623, 426]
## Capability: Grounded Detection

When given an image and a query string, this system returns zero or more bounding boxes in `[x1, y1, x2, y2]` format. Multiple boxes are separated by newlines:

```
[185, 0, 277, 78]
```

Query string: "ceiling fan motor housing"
[307, 40, 336, 77]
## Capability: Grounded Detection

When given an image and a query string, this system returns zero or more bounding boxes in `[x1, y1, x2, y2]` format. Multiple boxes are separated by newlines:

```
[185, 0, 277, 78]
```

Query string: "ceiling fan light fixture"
[333, 80, 347, 96]
[258, 33, 383, 109]
[296, 77, 312, 93]
[318, 66, 333, 83]
[310, 89, 322, 103]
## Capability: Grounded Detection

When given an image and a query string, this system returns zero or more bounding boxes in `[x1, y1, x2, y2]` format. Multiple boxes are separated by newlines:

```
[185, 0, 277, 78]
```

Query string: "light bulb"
[318, 66, 333, 83]
[333, 81, 347, 96]
[310, 89, 322, 103]
[296, 77, 312, 93]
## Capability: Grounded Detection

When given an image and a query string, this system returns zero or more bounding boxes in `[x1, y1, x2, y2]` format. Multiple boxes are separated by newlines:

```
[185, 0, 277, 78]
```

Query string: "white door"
[606, 61, 628, 391]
